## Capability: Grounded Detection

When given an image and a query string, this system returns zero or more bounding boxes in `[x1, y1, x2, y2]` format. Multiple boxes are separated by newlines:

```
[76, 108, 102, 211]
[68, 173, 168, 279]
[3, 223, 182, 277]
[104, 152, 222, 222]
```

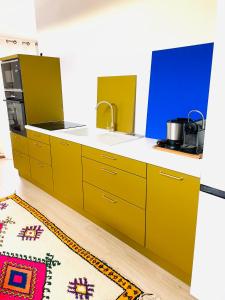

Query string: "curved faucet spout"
[96, 100, 115, 131]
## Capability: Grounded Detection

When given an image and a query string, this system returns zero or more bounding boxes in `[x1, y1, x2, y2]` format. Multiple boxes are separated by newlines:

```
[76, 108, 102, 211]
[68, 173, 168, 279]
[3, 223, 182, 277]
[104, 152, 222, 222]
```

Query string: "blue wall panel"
[145, 43, 214, 139]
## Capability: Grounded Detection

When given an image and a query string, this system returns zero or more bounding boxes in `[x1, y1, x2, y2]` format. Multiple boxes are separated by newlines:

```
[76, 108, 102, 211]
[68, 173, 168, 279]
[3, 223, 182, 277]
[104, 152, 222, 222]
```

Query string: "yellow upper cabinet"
[97, 75, 137, 134]
[18, 54, 64, 124]
[146, 164, 200, 283]
[50, 137, 83, 210]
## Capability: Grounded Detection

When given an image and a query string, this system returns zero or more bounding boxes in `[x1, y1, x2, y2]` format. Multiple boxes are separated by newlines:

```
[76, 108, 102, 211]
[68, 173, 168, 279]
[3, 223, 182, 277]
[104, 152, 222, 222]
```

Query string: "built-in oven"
[1, 59, 23, 91]
[4, 91, 26, 136]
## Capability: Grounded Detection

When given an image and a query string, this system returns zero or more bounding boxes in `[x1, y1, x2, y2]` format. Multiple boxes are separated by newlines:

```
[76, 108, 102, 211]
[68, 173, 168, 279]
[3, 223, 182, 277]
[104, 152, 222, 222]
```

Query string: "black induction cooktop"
[31, 121, 85, 131]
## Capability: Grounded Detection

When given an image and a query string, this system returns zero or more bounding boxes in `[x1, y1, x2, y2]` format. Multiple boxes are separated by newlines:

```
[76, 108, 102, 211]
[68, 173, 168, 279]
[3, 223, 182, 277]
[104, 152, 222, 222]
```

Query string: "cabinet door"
[11, 132, 29, 155]
[50, 137, 83, 209]
[30, 158, 53, 192]
[146, 164, 200, 279]
[12, 150, 30, 178]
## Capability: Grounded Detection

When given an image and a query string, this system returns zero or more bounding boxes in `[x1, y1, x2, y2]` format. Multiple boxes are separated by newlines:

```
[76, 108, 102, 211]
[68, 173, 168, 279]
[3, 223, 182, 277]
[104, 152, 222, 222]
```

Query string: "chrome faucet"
[96, 100, 115, 131]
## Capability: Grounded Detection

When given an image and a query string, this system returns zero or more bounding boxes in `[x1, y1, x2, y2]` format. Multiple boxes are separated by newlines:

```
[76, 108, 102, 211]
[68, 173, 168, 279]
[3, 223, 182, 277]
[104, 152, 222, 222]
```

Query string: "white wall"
[0, 0, 37, 157]
[35, 0, 217, 134]
[191, 2, 225, 297]
[0, 0, 37, 38]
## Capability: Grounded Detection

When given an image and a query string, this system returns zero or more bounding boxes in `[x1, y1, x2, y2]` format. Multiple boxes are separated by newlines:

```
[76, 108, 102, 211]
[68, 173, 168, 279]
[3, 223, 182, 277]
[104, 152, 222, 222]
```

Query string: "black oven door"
[1, 59, 22, 91]
[5, 99, 26, 136]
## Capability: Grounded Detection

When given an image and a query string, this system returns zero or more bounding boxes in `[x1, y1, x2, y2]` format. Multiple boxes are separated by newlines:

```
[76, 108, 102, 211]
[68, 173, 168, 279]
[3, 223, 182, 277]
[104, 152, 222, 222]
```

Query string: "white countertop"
[25, 125, 202, 178]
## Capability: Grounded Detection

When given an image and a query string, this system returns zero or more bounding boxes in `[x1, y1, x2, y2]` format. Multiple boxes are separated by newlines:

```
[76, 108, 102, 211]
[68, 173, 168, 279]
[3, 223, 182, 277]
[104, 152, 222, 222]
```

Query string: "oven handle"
[3, 99, 24, 103]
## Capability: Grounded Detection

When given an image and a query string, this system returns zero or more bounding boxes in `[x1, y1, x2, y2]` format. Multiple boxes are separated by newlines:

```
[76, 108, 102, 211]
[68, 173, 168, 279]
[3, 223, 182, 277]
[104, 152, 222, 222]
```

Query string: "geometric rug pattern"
[0, 194, 143, 299]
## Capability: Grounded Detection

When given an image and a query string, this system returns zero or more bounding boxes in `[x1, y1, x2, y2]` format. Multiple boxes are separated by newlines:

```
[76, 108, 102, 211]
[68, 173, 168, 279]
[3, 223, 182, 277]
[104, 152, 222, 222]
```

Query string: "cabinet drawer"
[83, 157, 146, 209]
[12, 150, 30, 178]
[30, 158, 53, 191]
[82, 146, 146, 178]
[84, 182, 145, 245]
[27, 130, 50, 144]
[11, 132, 28, 155]
[28, 139, 51, 164]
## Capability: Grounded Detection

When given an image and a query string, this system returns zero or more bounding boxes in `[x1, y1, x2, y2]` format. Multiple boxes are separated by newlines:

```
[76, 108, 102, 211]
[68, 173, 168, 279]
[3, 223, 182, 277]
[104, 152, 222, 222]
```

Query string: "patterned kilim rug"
[0, 194, 144, 300]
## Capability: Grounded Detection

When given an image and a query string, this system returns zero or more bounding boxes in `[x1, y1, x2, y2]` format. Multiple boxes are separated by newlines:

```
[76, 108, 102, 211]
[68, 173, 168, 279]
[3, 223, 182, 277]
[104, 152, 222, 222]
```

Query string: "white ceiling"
[34, 0, 130, 30]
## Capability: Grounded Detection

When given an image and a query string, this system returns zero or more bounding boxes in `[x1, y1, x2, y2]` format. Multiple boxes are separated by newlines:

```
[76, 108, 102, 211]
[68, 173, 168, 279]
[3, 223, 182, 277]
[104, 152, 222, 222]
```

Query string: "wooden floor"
[0, 158, 195, 300]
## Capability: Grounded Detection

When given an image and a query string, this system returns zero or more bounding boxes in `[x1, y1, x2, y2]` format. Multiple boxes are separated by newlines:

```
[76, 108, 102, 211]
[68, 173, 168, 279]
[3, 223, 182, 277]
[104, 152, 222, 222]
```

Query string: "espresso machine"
[181, 110, 205, 154]
[157, 118, 188, 150]
[157, 110, 206, 154]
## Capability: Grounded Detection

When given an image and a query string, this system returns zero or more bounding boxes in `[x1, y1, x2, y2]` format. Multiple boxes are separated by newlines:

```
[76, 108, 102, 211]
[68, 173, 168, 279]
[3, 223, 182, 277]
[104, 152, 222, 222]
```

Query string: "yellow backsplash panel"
[97, 75, 137, 134]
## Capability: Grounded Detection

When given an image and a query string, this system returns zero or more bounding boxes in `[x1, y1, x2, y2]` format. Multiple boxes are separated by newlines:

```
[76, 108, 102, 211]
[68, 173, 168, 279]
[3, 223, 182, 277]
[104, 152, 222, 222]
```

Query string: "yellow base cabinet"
[83, 182, 145, 245]
[28, 139, 51, 165]
[82, 146, 146, 178]
[82, 157, 146, 209]
[30, 158, 53, 192]
[27, 130, 50, 145]
[146, 164, 200, 283]
[10, 130, 202, 284]
[12, 150, 31, 178]
[11, 132, 29, 155]
[50, 137, 83, 209]
[10, 133, 31, 178]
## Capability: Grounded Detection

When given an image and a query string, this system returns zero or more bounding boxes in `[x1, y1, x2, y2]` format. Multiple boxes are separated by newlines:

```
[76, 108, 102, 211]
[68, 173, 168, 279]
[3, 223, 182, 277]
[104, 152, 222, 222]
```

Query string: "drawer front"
[50, 137, 83, 209]
[82, 146, 146, 178]
[83, 157, 146, 209]
[84, 182, 145, 245]
[12, 150, 30, 178]
[27, 130, 50, 144]
[11, 132, 29, 155]
[28, 139, 51, 164]
[30, 158, 53, 191]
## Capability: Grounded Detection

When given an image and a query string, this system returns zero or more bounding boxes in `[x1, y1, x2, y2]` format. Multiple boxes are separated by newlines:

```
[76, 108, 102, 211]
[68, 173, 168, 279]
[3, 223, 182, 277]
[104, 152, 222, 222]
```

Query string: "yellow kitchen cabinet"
[84, 182, 145, 245]
[12, 150, 30, 178]
[146, 164, 200, 283]
[82, 157, 146, 209]
[1, 54, 64, 125]
[27, 130, 50, 145]
[28, 139, 51, 165]
[10, 132, 29, 155]
[50, 137, 83, 209]
[10, 132, 30, 178]
[82, 146, 146, 178]
[30, 158, 53, 192]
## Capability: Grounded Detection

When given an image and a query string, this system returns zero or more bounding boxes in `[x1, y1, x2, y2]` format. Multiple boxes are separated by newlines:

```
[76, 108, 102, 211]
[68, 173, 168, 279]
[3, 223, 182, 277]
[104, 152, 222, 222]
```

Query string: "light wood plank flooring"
[0, 158, 196, 300]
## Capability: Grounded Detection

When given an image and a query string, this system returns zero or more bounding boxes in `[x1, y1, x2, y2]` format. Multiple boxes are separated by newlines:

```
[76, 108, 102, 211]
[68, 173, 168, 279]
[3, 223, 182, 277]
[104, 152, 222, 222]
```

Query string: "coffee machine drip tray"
[157, 140, 182, 151]
[155, 140, 203, 159]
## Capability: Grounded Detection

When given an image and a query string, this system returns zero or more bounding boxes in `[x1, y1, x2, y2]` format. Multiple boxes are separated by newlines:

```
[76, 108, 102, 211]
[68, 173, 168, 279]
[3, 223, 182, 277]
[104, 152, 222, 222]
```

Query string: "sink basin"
[62, 127, 143, 146]
[96, 132, 142, 146]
